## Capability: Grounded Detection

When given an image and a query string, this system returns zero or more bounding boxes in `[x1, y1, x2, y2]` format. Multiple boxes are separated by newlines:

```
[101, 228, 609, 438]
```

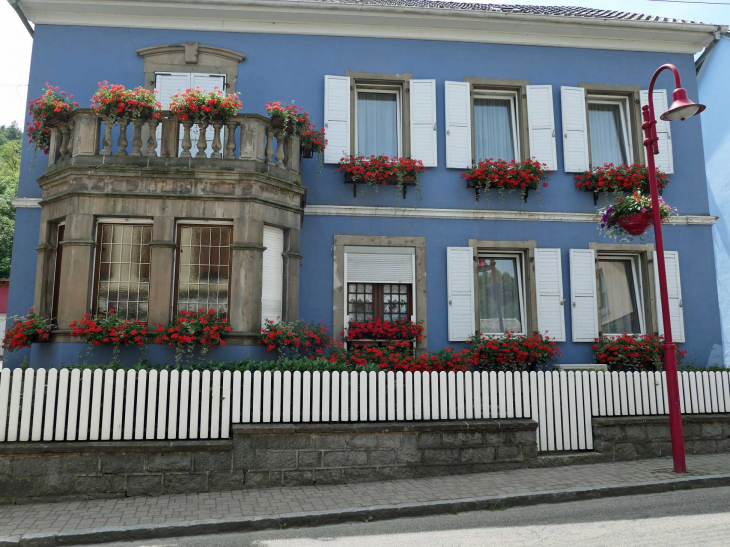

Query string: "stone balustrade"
[45, 109, 301, 179]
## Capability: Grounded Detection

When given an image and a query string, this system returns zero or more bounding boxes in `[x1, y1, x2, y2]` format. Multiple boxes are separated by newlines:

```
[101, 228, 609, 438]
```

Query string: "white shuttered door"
[535, 248, 566, 341]
[561, 86, 590, 172]
[526, 85, 558, 171]
[641, 90, 674, 174]
[261, 226, 285, 325]
[190, 73, 225, 157]
[569, 249, 599, 342]
[324, 75, 351, 164]
[410, 79, 437, 167]
[653, 251, 685, 342]
[447, 247, 475, 341]
[155, 73, 190, 155]
[444, 81, 472, 169]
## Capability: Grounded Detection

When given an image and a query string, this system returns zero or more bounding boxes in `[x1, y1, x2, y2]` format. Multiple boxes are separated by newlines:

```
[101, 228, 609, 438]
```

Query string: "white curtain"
[474, 98, 515, 162]
[477, 257, 522, 334]
[597, 259, 640, 334]
[589, 103, 627, 167]
[357, 92, 398, 157]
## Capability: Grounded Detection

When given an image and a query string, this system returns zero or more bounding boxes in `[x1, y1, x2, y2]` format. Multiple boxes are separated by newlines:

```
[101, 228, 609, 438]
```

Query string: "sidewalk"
[2, 453, 730, 546]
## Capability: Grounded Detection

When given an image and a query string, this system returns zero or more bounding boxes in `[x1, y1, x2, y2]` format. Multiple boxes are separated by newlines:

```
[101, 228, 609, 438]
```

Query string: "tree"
[0, 122, 21, 279]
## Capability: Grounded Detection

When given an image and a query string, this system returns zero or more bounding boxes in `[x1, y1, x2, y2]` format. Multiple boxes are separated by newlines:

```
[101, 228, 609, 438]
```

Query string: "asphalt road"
[101, 486, 730, 547]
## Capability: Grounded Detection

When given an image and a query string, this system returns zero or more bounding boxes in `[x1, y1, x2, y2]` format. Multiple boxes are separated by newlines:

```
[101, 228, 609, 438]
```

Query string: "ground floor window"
[347, 282, 412, 323]
[596, 254, 645, 335]
[477, 252, 526, 334]
[175, 224, 231, 315]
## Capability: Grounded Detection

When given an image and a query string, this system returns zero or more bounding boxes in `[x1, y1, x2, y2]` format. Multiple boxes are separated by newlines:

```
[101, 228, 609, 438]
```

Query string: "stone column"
[282, 229, 302, 322]
[71, 112, 101, 157]
[33, 221, 55, 318]
[56, 213, 96, 329]
[148, 216, 176, 326]
[229, 216, 264, 334]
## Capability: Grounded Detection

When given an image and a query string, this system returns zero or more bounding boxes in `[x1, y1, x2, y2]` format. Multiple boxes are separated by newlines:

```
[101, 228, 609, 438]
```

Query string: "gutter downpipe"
[9, 0, 34, 37]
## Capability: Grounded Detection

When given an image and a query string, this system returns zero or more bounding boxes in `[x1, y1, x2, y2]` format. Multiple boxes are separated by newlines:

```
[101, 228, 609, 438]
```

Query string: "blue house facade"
[697, 32, 730, 365]
[7, 0, 726, 367]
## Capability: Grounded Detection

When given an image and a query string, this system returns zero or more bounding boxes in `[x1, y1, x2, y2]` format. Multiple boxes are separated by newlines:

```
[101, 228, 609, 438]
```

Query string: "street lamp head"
[661, 87, 706, 121]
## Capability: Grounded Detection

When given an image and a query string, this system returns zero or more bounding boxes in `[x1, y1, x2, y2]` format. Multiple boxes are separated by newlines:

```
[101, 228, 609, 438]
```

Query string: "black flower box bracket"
[466, 181, 538, 203]
[344, 172, 416, 199]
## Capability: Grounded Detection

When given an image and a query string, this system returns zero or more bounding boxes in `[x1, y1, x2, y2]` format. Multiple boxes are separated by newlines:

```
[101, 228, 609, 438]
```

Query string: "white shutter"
[155, 73, 191, 109]
[409, 79, 437, 167]
[324, 75, 350, 164]
[526, 85, 557, 171]
[569, 249, 599, 342]
[535, 248, 566, 342]
[447, 247, 475, 342]
[444, 81, 472, 169]
[345, 254, 414, 284]
[261, 226, 284, 325]
[190, 74, 225, 158]
[561, 86, 590, 173]
[653, 251, 685, 343]
[641, 90, 674, 174]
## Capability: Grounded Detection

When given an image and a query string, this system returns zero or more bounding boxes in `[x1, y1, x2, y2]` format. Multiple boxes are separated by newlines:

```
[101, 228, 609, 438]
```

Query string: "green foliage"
[0, 122, 21, 278]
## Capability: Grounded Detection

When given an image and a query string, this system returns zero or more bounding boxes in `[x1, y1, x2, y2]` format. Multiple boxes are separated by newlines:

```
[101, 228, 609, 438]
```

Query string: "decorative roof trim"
[18, 0, 726, 54]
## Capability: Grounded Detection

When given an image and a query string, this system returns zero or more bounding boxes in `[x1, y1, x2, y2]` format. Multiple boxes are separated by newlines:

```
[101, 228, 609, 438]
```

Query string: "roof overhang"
[17, 0, 728, 54]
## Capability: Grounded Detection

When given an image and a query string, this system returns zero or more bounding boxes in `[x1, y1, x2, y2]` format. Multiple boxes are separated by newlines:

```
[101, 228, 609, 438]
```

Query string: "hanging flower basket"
[26, 84, 78, 156]
[598, 191, 675, 241]
[616, 212, 654, 236]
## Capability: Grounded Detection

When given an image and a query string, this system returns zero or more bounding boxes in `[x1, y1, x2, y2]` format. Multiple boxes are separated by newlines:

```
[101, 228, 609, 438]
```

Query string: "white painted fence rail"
[1, 368, 728, 453]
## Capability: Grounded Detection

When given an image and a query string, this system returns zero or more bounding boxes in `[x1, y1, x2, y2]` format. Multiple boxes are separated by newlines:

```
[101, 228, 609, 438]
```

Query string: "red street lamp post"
[642, 64, 705, 474]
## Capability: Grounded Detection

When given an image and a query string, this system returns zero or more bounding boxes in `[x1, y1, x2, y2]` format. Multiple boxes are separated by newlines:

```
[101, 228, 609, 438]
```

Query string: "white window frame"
[472, 89, 520, 163]
[476, 250, 527, 336]
[355, 85, 403, 157]
[596, 252, 646, 336]
[587, 94, 634, 167]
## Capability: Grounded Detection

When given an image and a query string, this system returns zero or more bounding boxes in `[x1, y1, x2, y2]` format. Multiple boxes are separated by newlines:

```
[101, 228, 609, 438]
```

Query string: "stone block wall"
[232, 420, 538, 488]
[593, 414, 730, 460]
[0, 440, 238, 503]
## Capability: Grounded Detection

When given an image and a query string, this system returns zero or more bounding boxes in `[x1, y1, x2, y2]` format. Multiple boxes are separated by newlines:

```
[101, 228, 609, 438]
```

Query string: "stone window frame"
[333, 235, 427, 352]
[346, 71, 414, 158]
[464, 77, 530, 164]
[468, 239, 538, 336]
[579, 83, 645, 167]
[137, 43, 245, 95]
[588, 242, 657, 337]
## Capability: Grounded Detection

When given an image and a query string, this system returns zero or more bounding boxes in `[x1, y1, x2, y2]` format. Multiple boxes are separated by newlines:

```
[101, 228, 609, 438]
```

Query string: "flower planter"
[347, 339, 416, 350]
[616, 212, 654, 236]
[301, 145, 314, 159]
[344, 172, 416, 198]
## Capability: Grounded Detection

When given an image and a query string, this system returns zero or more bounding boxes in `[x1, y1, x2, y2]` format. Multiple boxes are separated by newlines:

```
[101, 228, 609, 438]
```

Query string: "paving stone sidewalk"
[1, 454, 730, 540]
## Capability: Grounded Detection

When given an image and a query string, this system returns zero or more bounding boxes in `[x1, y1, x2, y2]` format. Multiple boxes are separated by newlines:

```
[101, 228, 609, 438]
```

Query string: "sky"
[1, 0, 729, 128]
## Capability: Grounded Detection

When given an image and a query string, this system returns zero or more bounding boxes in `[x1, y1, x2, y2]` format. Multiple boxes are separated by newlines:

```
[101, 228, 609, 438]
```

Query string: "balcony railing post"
[286, 135, 301, 173]
[71, 112, 101, 157]
[130, 119, 145, 156]
[211, 120, 223, 159]
[116, 121, 129, 157]
[274, 130, 286, 167]
[47, 127, 62, 166]
[180, 120, 193, 157]
[160, 116, 179, 158]
[239, 117, 267, 162]
[146, 119, 159, 157]
[265, 127, 275, 165]
[100, 118, 113, 156]
[224, 120, 237, 159]
[195, 122, 209, 158]
[58, 123, 71, 160]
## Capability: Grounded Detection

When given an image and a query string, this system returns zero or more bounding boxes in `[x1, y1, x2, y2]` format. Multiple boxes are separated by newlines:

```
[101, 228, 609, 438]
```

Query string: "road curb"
[3, 473, 730, 546]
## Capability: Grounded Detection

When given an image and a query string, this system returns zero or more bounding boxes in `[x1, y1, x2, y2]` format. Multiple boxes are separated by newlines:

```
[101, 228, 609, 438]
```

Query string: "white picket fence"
[1, 368, 728, 452]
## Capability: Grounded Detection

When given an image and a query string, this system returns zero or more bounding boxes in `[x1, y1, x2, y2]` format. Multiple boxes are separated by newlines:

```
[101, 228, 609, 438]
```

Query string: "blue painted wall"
[698, 36, 730, 365]
[7, 24, 722, 367]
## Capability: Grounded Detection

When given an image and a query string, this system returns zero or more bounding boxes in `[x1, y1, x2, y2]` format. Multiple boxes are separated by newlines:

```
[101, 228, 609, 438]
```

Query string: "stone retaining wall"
[592, 414, 730, 460]
[232, 420, 538, 488]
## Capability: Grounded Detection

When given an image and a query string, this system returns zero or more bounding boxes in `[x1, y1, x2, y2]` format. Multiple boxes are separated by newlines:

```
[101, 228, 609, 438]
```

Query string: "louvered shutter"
[324, 75, 350, 164]
[653, 251, 685, 343]
[561, 86, 590, 172]
[261, 226, 285, 325]
[569, 249, 599, 342]
[154, 73, 191, 155]
[409, 79, 437, 167]
[526, 85, 558, 171]
[444, 81, 472, 169]
[345, 254, 414, 284]
[535, 248, 566, 341]
[447, 247, 475, 341]
[641, 90, 674, 174]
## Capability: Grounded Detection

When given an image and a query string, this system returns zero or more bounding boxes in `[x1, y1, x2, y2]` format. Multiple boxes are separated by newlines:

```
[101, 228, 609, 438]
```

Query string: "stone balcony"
[33, 110, 307, 341]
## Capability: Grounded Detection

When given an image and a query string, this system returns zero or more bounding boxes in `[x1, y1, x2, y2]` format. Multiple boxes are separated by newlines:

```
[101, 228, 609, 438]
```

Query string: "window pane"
[477, 257, 523, 333]
[357, 92, 398, 157]
[177, 225, 231, 315]
[96, 224, 152, 321]
[589, 103, 627, 167]
[474, 98, 516, 162]
[381, 284, 410, 321]
[597, 259, 641, 334]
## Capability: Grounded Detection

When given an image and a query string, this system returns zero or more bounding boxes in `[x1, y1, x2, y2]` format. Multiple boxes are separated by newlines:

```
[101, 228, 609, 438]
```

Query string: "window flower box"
[338, 155, 425, 199]
[598, 191, 675, 241]
[92, 81, 163, 123]
[461, 158, 550, 203]
[574, 163, 669, 205]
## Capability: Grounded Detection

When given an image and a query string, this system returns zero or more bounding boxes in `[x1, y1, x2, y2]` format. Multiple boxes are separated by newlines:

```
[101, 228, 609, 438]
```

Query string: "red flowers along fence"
[461, 158, 550, 203]
[155, 309, 232, 364]
[592, 334, 687, 371]
[1, 309, 52, 353]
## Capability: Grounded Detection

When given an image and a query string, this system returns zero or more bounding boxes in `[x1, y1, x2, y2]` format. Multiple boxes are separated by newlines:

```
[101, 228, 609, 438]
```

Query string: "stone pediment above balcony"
[39, 109, 305, 209]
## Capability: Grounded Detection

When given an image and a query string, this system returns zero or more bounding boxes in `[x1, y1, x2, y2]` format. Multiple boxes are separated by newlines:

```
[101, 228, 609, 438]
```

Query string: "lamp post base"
[663, 341, 687, 473]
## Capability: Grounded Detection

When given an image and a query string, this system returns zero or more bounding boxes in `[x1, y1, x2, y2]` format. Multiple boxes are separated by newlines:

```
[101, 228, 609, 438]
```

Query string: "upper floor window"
[93, 222, 152, 321]
[587, 94, 634, 167]
[356, 85, 402, 157]
[469, 81, 526, 163]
